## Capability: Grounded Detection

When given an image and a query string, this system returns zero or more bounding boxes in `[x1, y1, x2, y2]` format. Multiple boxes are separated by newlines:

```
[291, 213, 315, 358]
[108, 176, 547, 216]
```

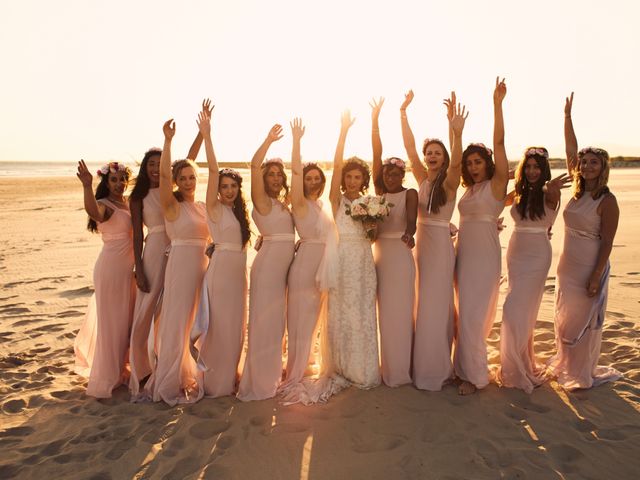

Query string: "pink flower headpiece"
[382, 157, 406, 170]
[578, 146, 609, 160]
[264, 157, 284, 167]
[97, 161, 128, 177]
[219, 167, 241, 179]
[525, 147, 549, 159]
[469, 143, 493, 156]
[303, 161, 320, 168]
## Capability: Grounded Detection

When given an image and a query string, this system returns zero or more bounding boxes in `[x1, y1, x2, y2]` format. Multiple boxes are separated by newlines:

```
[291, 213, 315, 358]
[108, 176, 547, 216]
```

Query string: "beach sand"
[1, 173, 639, 479]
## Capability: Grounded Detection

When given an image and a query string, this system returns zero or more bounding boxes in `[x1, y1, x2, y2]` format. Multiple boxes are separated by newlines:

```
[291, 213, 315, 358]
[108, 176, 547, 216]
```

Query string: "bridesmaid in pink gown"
[129, 101, 213, 398]
[74, 160, 136, 398]
[197, 110, 251, 398]
[279, 118, 333, 399]
[237, 124, 295, 401]
[454, 78, 510, 395]
[548, 92, 622, 390]
[370, 97, 417, 387]
[496, 147, 571, 393]
[400, 90, 467, 391]
[144, 118, 209, 405]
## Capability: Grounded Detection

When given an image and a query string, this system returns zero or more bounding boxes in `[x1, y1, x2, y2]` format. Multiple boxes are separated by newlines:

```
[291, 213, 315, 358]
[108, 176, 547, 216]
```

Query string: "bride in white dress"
[325, 110, 381, 389]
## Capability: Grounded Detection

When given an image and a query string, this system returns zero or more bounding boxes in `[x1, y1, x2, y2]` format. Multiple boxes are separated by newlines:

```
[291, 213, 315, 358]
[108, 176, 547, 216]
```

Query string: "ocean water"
[0, 161, 213, 177]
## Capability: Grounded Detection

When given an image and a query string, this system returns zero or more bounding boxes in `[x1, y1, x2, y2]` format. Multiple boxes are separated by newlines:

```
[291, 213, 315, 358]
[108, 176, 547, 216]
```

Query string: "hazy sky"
[1, 0, 638, 163]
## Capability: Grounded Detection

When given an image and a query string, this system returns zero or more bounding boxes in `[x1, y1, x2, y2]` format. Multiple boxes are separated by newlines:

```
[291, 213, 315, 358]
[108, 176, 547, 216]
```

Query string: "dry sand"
[0, 172, 639, 479]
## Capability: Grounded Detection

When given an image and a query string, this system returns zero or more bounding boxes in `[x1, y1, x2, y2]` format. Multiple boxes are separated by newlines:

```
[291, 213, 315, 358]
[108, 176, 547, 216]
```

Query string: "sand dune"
[1, 174, 639, 479]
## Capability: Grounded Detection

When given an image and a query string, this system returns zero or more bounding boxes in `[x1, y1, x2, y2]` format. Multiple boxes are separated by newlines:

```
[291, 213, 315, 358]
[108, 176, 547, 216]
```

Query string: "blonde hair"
[573, 147, 610, 200]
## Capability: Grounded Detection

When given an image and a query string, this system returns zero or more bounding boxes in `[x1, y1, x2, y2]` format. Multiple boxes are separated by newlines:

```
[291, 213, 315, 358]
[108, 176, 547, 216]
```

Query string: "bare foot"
[458, 381, 477, 395]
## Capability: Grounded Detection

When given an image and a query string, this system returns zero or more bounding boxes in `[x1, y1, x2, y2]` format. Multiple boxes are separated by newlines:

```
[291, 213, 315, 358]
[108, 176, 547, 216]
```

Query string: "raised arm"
[329, 110, 355, 216]
[444, 91, 456, 151]
[491, 77, 509, 201]
[587, 195, 619, 297]
[159, 119, 179, 221]
[251, 124, 283, 215]
[444, 96, 468, 197]
[290, 118, 307, 216]
[370, 97, 384, 195]
[564, 92, 578, 175]
[186, 98, 214, 160]
[76, 160, 108, 223]
[400, 90, 427, 185]
[198, 108, 222, 222]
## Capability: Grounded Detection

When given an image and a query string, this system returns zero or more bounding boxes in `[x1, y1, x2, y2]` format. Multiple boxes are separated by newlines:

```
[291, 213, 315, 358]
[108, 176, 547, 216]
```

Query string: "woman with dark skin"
[74, 161, 136, 398]
[370, 97, 417, 387]
[548, 92, 621, 390]
[129, 99, 212, 398]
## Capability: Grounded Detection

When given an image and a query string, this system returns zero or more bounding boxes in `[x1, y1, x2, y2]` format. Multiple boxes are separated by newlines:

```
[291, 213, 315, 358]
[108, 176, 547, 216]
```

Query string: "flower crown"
[303, 161, 320, 169]
[423, 138, 444, 147]
[219, 167, 241, 179]
[578, 146, 609, 160]
[263, 157, 284, 167]
[468, 143, 493, 156]
[97, 161, 128, 177]
[382, 157, 406, 170]
[525, 147, 549, 159]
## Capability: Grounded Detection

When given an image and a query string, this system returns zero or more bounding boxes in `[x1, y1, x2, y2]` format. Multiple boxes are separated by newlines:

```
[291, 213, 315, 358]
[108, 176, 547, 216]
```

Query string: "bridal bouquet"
[346, 195, 393, 239]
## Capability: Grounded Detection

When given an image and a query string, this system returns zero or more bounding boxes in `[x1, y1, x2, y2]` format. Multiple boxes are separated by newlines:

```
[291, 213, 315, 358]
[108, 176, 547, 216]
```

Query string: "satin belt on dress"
[213, 242, 244, 252]
[298, 238, 325, 245]
[171, 239, 209, 247]
[513, 226, 549, 234]
[460, 214, 497, 224]
[377, 231, 405, 239]
[101, 232, 131, 241]
[565, 226, 601, 240]
[147, 225, 166, 235]
[262, 233, 295, 242]
[417, 218, 450, 228]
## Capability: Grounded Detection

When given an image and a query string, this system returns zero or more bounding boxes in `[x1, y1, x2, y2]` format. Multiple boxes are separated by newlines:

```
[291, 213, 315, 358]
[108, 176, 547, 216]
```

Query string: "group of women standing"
[74, 79, 621, 406]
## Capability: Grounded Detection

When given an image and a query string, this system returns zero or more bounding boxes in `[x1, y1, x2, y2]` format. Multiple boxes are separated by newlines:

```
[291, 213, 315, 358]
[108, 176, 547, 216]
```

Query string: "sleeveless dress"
[374, 189, 415, 387]
[326, 196, 380, 388]
[497, 201, 557, 393]
[280, 199, 328, 394]
[129, 188, 170, 398]
[199, 205, 248, 398]
[454, 180, 504, 389]
[413, 180, 456, 391]
[74, 199, 136, 398]
[237, 198, 295, 401]
[548, 193, 622, 390]
[144, 201, 209, 405]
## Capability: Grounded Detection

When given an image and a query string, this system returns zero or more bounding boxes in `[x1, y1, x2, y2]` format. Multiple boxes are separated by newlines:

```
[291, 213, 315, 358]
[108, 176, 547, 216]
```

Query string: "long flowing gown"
[237, 198, 295, 401]
[199, 204, 248, 398]
[374, 189, 415, 387]
[497, 201, 557, 393]
[144, 201, 209, 405]
[129, 188, 170, 398]
[325, 196, 380, 388]
[454, 180, 504, 389]
[74, 199, 136, 398]
[279, 199, 328, 396]
[413, 180, 456, 391]
[548, 193, 622, 390]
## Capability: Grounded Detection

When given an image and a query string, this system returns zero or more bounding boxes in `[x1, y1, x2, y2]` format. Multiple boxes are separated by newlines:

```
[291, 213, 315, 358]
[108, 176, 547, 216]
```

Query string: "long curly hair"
[341, 157, 370, 194]
[130, 148, 162, 201]
[171, 159, 199, 202]
[422, 139, 451, 213]
[461, 144, 495, 188]
[87, 163, 132, 233]
[514, 147, 552, 221]
[219, 170, 251, 248]
[574, 147, 610, 200]
[262, 160, 289, 202]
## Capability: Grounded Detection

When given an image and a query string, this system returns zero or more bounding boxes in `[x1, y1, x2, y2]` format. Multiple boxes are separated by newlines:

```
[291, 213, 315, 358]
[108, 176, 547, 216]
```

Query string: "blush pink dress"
[454, 180, 504, 389]
[548, 193, 622, 390]
[129, 188, 170, 398]
[497, 201, 557, 393]
[74, 199, 136, 398]
[374, 189, 415, 387]
[280, 199, 327, 394]
[237, 198, 295, 401]
[144, 201, 209, 405]
[199, 205, 248, 398]
[413, 180, 456, 391]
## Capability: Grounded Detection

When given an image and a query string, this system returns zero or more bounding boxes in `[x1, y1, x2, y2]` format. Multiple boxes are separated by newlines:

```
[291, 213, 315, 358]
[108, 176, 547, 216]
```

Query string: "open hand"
[163, 119, 176, 140]
[443, 91, 457, 122]
[450, 101, 468, 136]
[202, 98, 214, 117]
[267, 124, 284, 143]
[340, 110, 355, 131]
[76, 159, 93, 187]
[290, 117, 305, 140]
[197, 111, 211, 137]
[546, 172, 572, 195]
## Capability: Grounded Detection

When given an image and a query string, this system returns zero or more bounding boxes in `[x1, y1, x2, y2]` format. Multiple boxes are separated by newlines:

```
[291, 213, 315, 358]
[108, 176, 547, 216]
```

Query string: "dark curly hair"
[87, 163, 132, 233]
[341, 157, 370, 194]
[130, 148, 162, 201]
[461, 144, 495, 188]
[219, 170, 252, 248]
[514, 147, 551, 221]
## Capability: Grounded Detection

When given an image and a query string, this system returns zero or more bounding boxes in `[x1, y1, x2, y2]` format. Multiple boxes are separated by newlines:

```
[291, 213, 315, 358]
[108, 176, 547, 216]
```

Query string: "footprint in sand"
[59, 286, 94, 298]
[2, 307, 31, 315]
[606, 310, 626, 319]
[189, 421, 230, 440]
[162, 456, 204, 480]
[200, 464, 231, 480]
[0, 464, 24, 479]
[2, 398, 27, 414]
[58, 310, 84, 318]
[620, 282, 640, 288]
[546, 443, 584, 470]
[350, 432, 407, 453]
[472, 438, 512, 469]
